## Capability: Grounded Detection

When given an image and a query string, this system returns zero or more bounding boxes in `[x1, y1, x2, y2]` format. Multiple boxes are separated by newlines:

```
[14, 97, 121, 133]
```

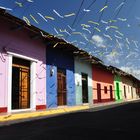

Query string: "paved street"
[0, 101, 140, 139]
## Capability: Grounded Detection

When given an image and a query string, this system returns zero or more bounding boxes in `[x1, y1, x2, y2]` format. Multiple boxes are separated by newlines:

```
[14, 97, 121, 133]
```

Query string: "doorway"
[82, 73, 88, 103]
[116, 82, 120, 100]
[124, 85, 127, 99]
[131, 87, 133, 99]
[12, 57, 30, 110]
[57, 68, 66, 106]
[110, 85, 113, 100]
[97, 83, 101, 102]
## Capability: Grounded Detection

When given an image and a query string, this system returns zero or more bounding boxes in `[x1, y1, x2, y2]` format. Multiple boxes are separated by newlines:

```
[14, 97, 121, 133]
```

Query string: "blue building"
[46, 44, 75, 108]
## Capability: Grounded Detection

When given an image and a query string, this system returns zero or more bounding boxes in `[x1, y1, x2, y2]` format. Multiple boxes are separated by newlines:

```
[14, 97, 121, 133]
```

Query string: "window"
[104, 86, 107, 94]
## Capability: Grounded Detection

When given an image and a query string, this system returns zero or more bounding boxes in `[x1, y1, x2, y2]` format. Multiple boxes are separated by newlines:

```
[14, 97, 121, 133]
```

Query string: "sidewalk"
[0, 105, 89, 126]
[0, 99, 139, 126]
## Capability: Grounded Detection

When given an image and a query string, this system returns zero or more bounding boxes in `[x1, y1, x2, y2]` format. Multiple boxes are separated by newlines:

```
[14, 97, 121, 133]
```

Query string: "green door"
[114, 75, 122, 101]
[116, 82, 120, 100]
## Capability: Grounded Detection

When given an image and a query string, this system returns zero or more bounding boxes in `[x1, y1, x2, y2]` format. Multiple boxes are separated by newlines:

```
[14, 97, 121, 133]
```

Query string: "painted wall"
[92, 66, 115, 103]
[114, 75, 123, 101]
[75, 57, 92, 105]
[0, 19, 46, 112]
[121, 76, 138, 100]
[46, 47, 75, 108]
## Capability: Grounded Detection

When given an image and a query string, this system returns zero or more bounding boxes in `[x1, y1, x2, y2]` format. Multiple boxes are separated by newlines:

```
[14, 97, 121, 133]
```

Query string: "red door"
[110, 85, 113, 101]
[97, 83, 101, 102]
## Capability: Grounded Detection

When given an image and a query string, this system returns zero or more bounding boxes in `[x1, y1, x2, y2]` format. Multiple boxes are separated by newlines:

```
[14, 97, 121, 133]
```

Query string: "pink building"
[0, 9, 46, 113]
[92, 64, 115, 103]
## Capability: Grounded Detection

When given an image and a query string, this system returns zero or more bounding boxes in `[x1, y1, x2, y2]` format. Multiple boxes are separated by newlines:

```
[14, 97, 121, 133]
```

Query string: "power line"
[75, 0, 97, 27]
[88, 0, 127, 45]
[86, 0, 108, 44]
[76, 0, 108, 55]
[71, 0, 85, 28]
[66, 0, 97, 40]
[64, 0, 85, 39]
[87, 0, 128, 60]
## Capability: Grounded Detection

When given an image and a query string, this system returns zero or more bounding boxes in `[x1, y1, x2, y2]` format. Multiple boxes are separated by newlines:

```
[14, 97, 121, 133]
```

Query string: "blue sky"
[0, 0, 140, 78]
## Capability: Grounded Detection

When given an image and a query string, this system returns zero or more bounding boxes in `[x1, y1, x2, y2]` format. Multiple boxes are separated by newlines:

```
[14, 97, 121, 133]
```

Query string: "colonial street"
[0, 100, 140, 140]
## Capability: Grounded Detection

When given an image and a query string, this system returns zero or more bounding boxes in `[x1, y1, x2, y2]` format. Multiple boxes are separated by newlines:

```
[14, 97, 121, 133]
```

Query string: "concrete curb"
[0, 106, 89, 125]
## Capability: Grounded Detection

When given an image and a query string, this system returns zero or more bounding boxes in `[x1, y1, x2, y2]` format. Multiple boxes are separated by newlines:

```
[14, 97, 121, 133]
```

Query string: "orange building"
[92, 64, 115, 103]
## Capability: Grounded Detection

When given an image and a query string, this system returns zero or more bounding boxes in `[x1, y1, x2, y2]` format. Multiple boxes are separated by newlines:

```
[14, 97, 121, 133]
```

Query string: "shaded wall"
[46, 47, 75, 108]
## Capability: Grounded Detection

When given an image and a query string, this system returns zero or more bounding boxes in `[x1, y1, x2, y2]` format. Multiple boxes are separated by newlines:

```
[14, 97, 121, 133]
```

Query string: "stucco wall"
[46, 47, 75, 108]
[0, 48, 8, 108]
[75, 57, 92, 105]
[0, 19, 46, 109]
[92, 66, 115, 103]
[121, 76, 138, 100]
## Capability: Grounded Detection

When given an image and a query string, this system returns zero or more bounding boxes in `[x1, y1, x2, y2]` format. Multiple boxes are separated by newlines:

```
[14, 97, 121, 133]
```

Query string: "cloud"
[105, 53, 120, 65]
[120, 66, 140, 79]
[135, 16, 140, 21]
[91, 35, 107, 48]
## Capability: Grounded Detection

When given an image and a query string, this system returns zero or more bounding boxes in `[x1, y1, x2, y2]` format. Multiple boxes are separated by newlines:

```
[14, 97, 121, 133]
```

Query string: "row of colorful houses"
[0, 9, 140, 114]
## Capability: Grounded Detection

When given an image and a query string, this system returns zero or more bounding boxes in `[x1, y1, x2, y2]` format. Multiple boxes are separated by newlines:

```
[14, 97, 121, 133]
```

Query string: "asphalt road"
[0, 101, 140, 140]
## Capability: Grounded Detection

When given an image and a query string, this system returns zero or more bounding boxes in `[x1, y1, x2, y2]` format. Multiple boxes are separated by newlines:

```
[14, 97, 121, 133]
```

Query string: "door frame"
[7, 52, 37, 113]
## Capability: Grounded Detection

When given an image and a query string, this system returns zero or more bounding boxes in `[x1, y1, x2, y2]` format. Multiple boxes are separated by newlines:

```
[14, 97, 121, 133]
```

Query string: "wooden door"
[57, 69, 66, 106]
[19, 68, 30, 109]
[97, 83, 101, 102]
[12, 57, 30, 110]
[82, 73, 88, 103]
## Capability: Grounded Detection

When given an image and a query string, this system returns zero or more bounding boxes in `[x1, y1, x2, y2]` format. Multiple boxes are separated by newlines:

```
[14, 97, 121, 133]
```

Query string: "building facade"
[46, 47, 75, 108]
[121, 76, 139, 100]
[75, 57, 93, 105]
[0, 8, 140, 115]
[0, 11, 46, 113]
[92, 64, 115, 103]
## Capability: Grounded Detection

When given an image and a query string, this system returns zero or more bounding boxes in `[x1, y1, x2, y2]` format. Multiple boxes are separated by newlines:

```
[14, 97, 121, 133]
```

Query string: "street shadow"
[0, 101, 140, 140]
